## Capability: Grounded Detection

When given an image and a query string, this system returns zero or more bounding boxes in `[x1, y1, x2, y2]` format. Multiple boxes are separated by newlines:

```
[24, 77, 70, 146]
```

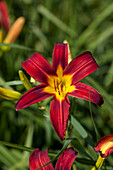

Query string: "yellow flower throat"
[54, 78, 66, 99]
[43, 64, 75, 101]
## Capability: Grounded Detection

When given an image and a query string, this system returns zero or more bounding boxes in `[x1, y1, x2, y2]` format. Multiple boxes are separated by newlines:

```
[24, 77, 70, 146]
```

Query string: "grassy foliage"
[1, 0, 113, 169]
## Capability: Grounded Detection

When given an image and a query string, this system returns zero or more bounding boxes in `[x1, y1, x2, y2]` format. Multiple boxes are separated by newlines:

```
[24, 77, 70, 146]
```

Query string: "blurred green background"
[1, 0, 113, 169]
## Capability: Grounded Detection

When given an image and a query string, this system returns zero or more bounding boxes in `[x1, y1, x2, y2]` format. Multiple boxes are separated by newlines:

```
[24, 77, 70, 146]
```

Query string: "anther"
[54, 79, 57, 91]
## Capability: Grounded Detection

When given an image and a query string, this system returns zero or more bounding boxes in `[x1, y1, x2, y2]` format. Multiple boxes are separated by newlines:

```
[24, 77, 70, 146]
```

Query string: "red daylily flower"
[15, 43, 104, 140]
[92, 134, 113, 170]
[0, 0, 10, 32]
[29, 147, 78, 170]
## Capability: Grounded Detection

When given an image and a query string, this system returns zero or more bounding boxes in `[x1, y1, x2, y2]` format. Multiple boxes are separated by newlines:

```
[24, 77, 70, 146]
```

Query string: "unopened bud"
[19, 70, 32, 90]
[0, 1, 10, 32]
[63, 40, 72, 63]
[2, 17, 25, 51]
[0, 87, 21, 100]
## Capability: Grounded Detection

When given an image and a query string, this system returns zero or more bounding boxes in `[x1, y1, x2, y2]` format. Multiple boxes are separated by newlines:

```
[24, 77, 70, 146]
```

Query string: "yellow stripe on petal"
[91, 155, 105, 170]
[56, 64, 63, 79]
[43, 85, 55, 94]
[0, 87, 21, 100]
[19, 70, 32, 90]
[46, 75, 58, 87]
[101, 140, 113, 155]
[62, 74, 73, 87]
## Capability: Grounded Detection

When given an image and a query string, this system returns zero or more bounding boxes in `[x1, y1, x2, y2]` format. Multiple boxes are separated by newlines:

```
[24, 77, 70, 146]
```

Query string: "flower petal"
[15, 84, 53, 111]
[55, 147, 78, 170]
[52, 43, 68, 73]
[68, 82, 104, 106]
[0, 1, 10, 32]
[94, 134, 113, 157]
[50, 96, 70, 140]
[63, 51, 99, 84]
[29, 148, 54, 170]
[22, 53, 56, 84]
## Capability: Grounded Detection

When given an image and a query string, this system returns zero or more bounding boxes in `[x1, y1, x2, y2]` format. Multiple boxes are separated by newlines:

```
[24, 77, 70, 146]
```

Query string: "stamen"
[54, 78, 65, 97]
[54, 79, 57, 91]
[57, 79, 59, 91]
[58, 90, 60, 95]
[61, 82, 63, 92]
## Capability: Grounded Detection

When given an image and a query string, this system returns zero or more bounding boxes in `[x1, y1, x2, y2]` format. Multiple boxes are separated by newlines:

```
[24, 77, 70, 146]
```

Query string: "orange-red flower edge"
[15, 43, 104, 140]
[94, 134, 113, 157]
[91, 134, 113, 170]
[29, 147, 78, 170]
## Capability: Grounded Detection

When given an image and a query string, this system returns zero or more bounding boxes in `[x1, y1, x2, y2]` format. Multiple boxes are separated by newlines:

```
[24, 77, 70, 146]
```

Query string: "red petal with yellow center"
[22, 53, 56, 85]
[68, 82, 104, 106]
[55, 147, 78, 170]
[29, 148, 54, 170]
[15, 84, 53, 111]
[94, 134, 113, 157]
[50, 96, 70, 140]
[52, 43, 68, 72]
[0, 1, 10, 32]
[63, 51, 99, 84]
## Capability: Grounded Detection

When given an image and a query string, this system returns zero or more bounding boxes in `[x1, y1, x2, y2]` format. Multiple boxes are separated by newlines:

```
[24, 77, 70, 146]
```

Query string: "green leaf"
[71, 115, 88, 139]
[0, 141, 35, 152]
[0, 145, 17, 164]
[76, 157, 95, 166]
[89, 90, 100, 142]
[0, 43, 35, 51]
[37, 5, 76, 37]
[87, 26, 113, 50]
[71, 138, 92, 159]
[104, 62, 113, 87]
[31, 26, 50, 49]
[0, 80, 23, 86]
[85, 77, 113, 116]
[71, 115, 94, 147]
[74, 2, 113, 52]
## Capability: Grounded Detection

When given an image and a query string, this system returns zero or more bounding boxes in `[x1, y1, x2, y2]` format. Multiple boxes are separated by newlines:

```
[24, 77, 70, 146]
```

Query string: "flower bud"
[0, 87, 21, 100]
[63, 40, 72, 63]
[0, 0, 10, 32]
[2, 17, 25, 51]
[19, 70, 32, 90]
